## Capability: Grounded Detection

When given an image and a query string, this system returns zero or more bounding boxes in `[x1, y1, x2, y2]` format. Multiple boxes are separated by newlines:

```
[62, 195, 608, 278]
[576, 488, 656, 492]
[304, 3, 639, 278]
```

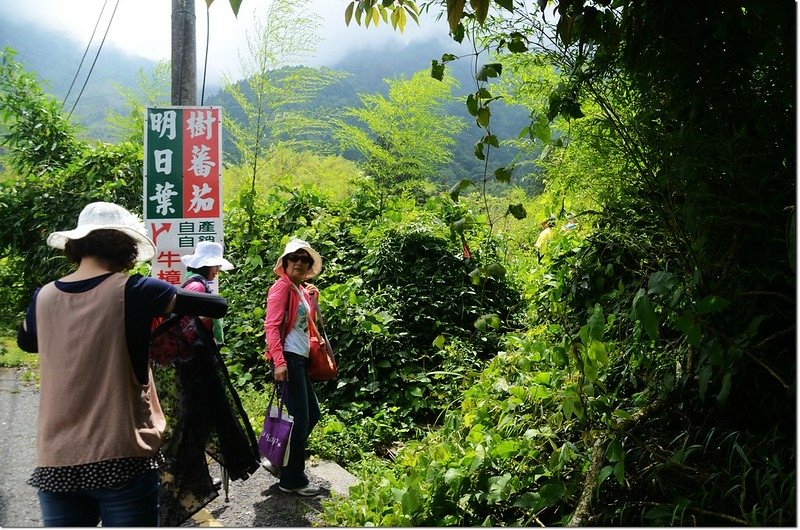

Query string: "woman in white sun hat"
[263, 237, 324, 497]
[180, 241, 235, 344]
[16, 201, 228, 527]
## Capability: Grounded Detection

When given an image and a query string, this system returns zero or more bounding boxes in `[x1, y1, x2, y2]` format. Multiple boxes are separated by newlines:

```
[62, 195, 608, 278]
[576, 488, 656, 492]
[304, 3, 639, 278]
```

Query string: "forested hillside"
[1, 16, 533, 191]
[0, 17, 158, 140]
[0, 0, 794, 526]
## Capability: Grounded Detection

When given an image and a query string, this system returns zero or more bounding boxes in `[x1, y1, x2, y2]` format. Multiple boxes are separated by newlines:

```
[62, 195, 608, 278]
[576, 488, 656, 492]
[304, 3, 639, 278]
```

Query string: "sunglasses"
[286, 252, 314, 266]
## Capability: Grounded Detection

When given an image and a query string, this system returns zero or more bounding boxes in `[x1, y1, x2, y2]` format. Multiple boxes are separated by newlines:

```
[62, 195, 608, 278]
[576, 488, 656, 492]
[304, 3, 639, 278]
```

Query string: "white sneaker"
[260, 458, 280, 477]
[278, 484, 321, 497]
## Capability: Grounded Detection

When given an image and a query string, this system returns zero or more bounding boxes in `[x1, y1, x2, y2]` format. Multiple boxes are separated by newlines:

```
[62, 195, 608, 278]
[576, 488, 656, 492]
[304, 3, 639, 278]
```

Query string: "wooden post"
[171, 0, 196, 105]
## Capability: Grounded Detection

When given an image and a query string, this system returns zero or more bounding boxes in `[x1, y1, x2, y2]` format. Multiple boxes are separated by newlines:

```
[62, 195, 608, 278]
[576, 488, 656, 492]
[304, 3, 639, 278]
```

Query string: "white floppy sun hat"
[273, 238, 322, 278]
[181, 241, 234, 271]
[46, 201, 157, 262]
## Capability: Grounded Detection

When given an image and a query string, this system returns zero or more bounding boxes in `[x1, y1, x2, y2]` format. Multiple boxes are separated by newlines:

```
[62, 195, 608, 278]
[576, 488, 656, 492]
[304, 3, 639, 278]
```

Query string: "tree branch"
[567, 399, 666, 526]
[744, 348, 791, 389]
[566, 435, 606, 527]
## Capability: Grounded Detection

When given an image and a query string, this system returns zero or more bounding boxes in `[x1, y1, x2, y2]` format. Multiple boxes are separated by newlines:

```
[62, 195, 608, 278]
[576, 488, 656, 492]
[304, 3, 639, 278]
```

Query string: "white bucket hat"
[273, 238, 322, 278]
[181, 241, 234, 271]
[46, 202, 157, 262]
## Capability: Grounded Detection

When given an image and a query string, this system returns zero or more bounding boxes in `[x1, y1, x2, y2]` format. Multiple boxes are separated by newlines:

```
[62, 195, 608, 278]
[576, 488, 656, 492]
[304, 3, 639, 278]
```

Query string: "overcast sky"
[0, 0, 453, 84]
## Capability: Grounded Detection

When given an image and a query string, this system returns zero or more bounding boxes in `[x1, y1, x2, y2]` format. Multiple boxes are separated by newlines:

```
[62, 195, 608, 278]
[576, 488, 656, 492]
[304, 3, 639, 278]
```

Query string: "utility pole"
[171, 0, 197, 105]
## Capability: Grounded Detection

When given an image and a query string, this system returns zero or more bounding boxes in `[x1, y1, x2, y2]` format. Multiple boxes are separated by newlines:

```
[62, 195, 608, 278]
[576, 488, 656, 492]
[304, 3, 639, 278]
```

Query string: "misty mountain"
[1, 15, 538, 191]
[1, 16, 162, 139]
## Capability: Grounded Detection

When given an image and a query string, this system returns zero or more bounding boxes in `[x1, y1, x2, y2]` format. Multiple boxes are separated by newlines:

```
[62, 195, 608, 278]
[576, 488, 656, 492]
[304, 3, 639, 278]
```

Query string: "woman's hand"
[304, 283, 319, 296]
[273, 364, 288, 382]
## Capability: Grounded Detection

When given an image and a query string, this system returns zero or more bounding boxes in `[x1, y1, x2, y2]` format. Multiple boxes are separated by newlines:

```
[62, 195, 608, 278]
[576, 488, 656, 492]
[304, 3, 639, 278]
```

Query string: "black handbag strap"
[151, 312, 184, 337]
[151, 313, 208, 341]
[267, 381, 288, 417]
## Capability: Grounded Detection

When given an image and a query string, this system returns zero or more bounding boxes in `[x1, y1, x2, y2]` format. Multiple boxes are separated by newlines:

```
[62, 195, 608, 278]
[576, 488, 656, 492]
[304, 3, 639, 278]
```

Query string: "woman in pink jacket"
[263, 238, 323, 496]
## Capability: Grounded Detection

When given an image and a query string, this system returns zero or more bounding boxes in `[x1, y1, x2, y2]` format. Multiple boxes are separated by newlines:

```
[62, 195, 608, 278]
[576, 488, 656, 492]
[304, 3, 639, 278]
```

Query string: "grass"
[0, 334, 39, 384]
[236, 385, 272, 435]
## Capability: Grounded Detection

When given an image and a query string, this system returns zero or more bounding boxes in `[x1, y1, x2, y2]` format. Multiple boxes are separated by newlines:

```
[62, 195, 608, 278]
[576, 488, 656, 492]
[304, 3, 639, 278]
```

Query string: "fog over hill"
[1, 16, 161, 139]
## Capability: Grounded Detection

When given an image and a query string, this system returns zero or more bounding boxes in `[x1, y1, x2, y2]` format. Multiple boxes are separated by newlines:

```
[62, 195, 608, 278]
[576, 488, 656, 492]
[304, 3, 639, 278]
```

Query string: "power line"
[60, 0, 109, 113]
[66, 0, 121, 121]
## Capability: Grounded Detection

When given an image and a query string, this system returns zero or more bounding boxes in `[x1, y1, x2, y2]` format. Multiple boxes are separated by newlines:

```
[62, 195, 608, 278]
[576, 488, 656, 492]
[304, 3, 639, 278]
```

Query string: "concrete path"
[0, 367, 42, 527]
[182, 460, 357, 527]
[0, 367, 357, 527]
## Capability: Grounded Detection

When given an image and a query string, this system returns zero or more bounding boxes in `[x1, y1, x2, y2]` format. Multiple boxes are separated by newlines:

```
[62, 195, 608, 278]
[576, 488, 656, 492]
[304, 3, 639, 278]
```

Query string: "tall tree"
[223, 0, 345, 234]
[335, 70, 465, 208]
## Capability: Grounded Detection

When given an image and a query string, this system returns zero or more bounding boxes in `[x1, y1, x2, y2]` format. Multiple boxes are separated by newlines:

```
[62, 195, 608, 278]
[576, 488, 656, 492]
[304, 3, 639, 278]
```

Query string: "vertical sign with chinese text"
[144, 107, 223, 288]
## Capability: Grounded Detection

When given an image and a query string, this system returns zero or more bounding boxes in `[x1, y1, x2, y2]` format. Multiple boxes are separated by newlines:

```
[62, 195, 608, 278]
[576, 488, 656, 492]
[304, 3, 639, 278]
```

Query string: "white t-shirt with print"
[283, 284, 311, 357]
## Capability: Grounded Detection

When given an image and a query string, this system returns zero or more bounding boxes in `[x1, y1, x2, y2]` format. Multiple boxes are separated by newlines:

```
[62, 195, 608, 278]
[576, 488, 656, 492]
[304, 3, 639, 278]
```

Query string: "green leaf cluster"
[0, 54, 145, 319]
[218, 177, 525, 451]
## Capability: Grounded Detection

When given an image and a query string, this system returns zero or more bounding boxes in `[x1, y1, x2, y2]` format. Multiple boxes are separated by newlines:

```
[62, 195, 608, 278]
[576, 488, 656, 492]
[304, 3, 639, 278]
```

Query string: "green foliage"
[308, 402, 415, 464]
[222, 147, 359, 204]
[319, 222, 794, 526]
[343, 0, 421, 32]
[105, 61, 172, 144]
[320, 330, 591, 527]
[218, 179, 525, 457]
[318, 225, 523, 429]
[0, 334, 38, 370]
[0, 140, 143, 313]
[0, 52, 145, 317]
[0, 48, 81, 176]
[466, 0, 793, 524]
[606, 423, 795, 526]
[335, 70, 466, 193]
[0, 255, 27, 329]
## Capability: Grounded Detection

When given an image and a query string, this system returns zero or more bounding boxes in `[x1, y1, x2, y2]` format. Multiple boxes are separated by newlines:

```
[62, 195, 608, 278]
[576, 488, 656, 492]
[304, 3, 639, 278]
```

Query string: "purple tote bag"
[258, 385, 293, 472]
